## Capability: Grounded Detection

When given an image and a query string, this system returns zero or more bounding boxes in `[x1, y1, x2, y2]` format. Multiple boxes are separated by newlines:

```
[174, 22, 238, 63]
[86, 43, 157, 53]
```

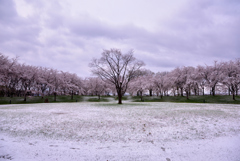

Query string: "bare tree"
[89, 49, 145, 104]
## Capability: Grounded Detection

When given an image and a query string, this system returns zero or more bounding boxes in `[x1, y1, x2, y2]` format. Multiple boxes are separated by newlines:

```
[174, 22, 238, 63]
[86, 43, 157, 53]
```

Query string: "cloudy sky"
[1, 0, 240, 77]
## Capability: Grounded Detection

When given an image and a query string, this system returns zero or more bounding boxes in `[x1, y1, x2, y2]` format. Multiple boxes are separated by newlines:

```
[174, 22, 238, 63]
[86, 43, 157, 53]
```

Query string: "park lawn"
[0, 102, 240, 160]
[1, 95, 240, 105]
[132, 95, 240, 104]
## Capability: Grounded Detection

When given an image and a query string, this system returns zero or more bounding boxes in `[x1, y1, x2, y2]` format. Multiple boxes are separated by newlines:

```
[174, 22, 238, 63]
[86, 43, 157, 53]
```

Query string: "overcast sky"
[1, 0, 240, 77]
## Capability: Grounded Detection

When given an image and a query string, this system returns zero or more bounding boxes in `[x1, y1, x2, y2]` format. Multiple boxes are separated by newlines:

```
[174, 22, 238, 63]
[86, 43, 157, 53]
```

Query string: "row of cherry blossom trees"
[1, 52, 240, 101]
[0, 53, 120, 102]
[128, 60, 240, 100]
[0, 53, 109, 101]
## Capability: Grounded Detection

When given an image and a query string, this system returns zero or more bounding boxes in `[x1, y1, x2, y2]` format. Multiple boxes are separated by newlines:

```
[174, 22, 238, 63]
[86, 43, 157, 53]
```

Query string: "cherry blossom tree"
[7, 65, 21, 97]
[68, 73, 82, 100]
[90, 49, 145, 104]
[128, 75, 146, 101]
[203, 61, 224, 96]
[222, 60, 240, 100]
[50, 69, 62, 101]
[128, 69, 154, 100]
[59, 72, 75, 99]
[0, 54, 19, 97]
[1, 52, 240, 102]
[169, 67, 186, 96]
[19, 64, 38, 101]
[154, 71, 171, 98]
[143, 70, 155, 96]
[195, 66, 208, 95]
[35, 67, 53, 98]
[182, 66, 195, 99]
[0, 53, 10, 95]
[85, 77, 108, 99]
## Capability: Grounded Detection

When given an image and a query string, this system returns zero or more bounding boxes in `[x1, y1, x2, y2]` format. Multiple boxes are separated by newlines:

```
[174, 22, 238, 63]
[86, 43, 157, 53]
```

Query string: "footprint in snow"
[161, 147, 166, 152]
[0, 154, 13, 160]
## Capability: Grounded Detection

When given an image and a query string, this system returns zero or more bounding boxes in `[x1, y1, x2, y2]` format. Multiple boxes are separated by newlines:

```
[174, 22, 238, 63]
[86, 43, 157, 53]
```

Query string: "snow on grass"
[0, 102, 240, 161]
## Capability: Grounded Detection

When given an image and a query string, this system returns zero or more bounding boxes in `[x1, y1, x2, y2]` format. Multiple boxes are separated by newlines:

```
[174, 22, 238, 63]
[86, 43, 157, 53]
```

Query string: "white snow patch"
[0, 102, 240, 161]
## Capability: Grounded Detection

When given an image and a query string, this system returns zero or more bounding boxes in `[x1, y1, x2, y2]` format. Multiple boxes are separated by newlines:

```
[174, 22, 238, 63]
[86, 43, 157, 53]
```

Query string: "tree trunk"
[140, 91, 143, 101]
[7, 89, 10, 97]
[24, 92, 27, 102]
[235, 85, 238, 96]
[71, 90, 73, 100]
[118, 92, 122, 104]
[137, 91, 140, 96]
[186, 91, 189, 100]
[98, 94, 100, 100]
[149, 89, 152, 96]
[212, 87, 215, 96]
[23, 88, 27, 101]
[180, 88, 183, 96]
[54, 92, 57, 101]
[160, 91, 163, 99]
[231, 85, 236, 100]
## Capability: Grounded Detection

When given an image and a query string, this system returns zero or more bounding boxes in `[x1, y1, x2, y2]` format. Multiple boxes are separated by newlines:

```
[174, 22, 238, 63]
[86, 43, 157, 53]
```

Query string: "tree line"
[128, 60, 240, 101]
[1, 50, 240, 104]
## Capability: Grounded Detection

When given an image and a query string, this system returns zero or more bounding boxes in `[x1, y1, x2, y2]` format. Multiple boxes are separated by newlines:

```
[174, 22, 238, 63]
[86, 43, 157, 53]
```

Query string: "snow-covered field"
[0, 102, 240, 161]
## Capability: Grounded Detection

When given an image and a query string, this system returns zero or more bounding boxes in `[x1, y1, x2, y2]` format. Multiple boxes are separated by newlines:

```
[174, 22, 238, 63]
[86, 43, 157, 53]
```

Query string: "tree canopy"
[89, 49, 145, 104]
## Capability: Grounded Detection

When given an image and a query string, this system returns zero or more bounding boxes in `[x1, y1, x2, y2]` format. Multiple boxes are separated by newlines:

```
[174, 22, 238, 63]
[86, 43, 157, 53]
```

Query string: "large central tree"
[90, 49, 145, 104]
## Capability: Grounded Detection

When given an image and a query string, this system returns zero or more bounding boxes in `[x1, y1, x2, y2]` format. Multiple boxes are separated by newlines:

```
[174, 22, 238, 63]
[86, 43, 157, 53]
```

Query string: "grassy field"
[0, 95, 84, 104]
[0, 95, 116, 104]
[133, 95, 240, 104]
[1, 102, 239, 143]
[0, 95, 239, 105]
[0, 102, 240, 160]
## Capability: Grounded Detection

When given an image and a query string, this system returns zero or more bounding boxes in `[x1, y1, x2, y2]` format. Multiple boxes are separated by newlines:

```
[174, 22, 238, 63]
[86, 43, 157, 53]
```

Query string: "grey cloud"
[0, 0, 41, 47]
[51, 1, 240, 72]
[0, 0, 18, 25]
[1, 0, 240, 77]
[156, 0, 240, 58]
[64, 17, 150, 40]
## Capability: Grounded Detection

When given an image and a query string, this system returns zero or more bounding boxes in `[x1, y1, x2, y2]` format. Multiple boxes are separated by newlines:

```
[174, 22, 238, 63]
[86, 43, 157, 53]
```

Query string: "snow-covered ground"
[0, 102, 240, 161]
